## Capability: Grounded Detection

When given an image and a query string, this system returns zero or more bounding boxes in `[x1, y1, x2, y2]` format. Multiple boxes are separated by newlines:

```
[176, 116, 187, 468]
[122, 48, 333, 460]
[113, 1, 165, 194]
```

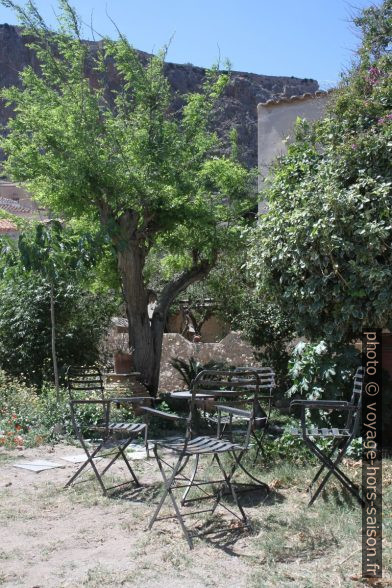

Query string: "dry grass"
[0, 443, 390, 587]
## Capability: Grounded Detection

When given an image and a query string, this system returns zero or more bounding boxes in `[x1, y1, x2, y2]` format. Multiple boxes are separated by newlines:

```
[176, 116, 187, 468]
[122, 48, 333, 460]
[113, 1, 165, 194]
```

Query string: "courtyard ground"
[0, 443, 391, 588]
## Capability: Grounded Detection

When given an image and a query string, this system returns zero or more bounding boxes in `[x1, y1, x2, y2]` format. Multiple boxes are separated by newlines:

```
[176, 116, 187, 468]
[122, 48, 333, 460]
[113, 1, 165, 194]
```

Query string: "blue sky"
[0, 0, 375, 88]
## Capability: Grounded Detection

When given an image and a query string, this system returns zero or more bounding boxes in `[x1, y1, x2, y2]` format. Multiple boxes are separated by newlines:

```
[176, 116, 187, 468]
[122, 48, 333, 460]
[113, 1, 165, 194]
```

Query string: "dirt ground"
[0, 443, 391, 588]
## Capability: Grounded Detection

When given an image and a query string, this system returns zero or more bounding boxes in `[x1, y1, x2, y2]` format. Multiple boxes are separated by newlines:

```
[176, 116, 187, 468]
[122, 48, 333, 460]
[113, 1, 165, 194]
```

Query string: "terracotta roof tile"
[0, 219, 18, 233]
[0, 196, 32, 214]
[258, 89, 334, 109]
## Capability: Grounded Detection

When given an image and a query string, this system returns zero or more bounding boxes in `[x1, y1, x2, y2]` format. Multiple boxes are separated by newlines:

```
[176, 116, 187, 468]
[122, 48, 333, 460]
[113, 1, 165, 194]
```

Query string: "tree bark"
[115, 214, 215, 395]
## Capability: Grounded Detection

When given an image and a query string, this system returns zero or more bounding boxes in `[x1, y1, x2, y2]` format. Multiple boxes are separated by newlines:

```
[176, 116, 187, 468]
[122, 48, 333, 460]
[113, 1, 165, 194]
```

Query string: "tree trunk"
[114, 212, 215, 395]
[116, 230, 161, 394]
[49, 282, 60, 403]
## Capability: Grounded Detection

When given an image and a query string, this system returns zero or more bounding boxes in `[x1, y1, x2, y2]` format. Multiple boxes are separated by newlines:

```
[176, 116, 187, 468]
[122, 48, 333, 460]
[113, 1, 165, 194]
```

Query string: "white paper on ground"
[13, 460, 65, 473]
[127, 451, 148, 460]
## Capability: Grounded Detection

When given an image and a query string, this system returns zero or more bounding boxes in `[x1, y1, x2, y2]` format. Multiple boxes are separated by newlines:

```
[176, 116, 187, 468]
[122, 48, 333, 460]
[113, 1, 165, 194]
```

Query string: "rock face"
[0, 24, 319, 168]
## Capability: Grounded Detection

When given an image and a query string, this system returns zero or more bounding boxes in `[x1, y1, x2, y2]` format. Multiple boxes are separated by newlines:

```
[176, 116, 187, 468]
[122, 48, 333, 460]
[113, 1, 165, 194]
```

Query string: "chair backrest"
[234, 367, 275, 394]
[348, 366, 365, 435]
[190, 369, 261, 441]
[66, 365, 105, 402]
[350, 366, 365, 406]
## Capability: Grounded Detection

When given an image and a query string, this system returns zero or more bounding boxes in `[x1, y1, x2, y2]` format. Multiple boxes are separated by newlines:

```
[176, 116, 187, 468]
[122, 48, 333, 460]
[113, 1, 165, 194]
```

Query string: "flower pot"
[114, 352, 134, 374]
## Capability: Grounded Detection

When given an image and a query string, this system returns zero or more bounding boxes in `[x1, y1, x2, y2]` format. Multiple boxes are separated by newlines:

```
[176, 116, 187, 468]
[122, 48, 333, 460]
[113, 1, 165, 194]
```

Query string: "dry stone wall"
[159, 332, 257, 392]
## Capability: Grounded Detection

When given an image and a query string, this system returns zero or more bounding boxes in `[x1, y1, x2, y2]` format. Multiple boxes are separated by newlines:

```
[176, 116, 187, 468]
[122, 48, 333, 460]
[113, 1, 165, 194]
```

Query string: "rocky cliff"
[0, 24, 319, 168]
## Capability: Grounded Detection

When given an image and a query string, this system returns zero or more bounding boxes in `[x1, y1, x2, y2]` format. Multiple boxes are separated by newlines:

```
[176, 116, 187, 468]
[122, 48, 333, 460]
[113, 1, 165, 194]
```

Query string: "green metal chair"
[65, 365, 151, 495]
[141, 369, 264, 548]
[289, 366, 365, 505]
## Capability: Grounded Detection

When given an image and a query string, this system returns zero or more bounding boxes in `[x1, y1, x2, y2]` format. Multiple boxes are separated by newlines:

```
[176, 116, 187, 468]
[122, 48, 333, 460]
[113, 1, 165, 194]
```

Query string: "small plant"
[169, 357, 231, 388]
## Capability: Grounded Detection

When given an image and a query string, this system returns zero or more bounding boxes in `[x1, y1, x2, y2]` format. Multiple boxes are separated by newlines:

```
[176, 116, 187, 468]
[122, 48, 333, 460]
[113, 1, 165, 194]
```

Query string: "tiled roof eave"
[257, 89, 334, 111]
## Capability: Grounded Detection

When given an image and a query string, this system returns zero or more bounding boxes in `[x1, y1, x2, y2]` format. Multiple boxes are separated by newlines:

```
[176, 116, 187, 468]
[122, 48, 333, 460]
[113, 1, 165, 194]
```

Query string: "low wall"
[159, 331, 257, 392]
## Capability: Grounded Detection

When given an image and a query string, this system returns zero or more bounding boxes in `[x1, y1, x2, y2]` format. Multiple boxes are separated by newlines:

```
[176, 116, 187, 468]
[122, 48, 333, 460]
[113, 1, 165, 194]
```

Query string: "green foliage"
[0, 370, 70, 447]
[0, 1, 256, 392]
[169, 356, 231, 388]
[248, 1, 392, 344]
[233, 298, 295, 394]
[0, 369, 143, 447]
[0, 269, 115, 387]
[0, 1, 255, 275]
[288, 341, 360, 427]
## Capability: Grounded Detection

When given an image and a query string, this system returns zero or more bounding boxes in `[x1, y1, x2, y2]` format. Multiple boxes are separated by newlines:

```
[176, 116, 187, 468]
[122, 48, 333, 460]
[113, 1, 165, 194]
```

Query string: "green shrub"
[0, 370, 144, 447]
[287, 341, 360, 427]
[169, 357, 231, 388]
[0, 370, 69, 447]
[0, 270, 116, 388]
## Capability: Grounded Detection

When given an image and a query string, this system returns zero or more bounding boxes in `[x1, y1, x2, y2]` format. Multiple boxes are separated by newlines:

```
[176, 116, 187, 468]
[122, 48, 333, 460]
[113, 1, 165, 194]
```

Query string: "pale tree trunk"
[49, 282, 60, 402]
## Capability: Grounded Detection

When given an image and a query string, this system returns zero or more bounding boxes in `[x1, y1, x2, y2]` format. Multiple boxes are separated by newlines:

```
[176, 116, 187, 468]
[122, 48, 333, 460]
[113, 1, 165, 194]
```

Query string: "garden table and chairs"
[63, 361, 365, 550]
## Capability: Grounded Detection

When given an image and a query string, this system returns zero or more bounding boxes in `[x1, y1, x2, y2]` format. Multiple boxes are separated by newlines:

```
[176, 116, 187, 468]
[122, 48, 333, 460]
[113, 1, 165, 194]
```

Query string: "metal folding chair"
[289, 366, 365, 506]
[211, 367, 275, 459]
[64, 365, 151, 495]
[141, 369, 262, 549]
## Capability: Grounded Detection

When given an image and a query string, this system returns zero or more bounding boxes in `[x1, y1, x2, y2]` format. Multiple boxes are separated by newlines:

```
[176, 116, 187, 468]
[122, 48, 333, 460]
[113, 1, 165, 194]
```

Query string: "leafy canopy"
[0, 0, 255, 278]
[248, 0, 392, 344]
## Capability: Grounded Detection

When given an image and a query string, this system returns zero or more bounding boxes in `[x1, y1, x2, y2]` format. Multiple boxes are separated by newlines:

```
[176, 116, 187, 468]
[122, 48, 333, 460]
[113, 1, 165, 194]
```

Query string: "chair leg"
[308, 438, 340, 490]
[64, 439, 108, 494]
[144, 424, 150, 458]
[230, 449, 269, 492]
[214, 453, 247, 523]
[149, 446, 193, 548]
[181, 454, 200, 506]
[252, 430, 266, 463]
[118, 445, 140, 486]
[98, 436, 140, 486]
[304, 437, 364, 506]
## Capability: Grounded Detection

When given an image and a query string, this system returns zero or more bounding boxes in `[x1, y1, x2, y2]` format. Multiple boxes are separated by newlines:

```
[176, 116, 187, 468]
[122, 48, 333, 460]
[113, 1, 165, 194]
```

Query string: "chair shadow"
[233, 484, 285, 508]
[319, 485, 355, 508]
[110, 481, 163, 503]
[191, 514, 257, 555]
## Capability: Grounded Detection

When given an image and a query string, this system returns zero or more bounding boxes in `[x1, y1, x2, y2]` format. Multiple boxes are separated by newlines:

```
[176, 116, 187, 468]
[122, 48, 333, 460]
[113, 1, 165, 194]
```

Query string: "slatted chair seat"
[290, 427, 350, 437]
[93, 422, 147, 434]
[156, 435, 244, 455]
[289, 367, 365, 506]
[64, 365, 151, 495]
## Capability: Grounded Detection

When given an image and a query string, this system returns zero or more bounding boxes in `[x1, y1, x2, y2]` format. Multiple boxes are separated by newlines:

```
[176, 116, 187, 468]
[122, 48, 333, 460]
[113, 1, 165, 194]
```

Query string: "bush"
[0, 370, 69, 447]
[248, 1, 392, 345]
[169, 357, 232, 388]
[0, 370, 146, 448]
[287, 341, 360, 427]
[0, 270, 116, 387]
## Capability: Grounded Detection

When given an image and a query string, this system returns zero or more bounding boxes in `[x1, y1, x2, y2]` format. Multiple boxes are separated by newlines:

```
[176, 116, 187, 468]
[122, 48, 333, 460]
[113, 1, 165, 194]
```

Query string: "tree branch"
[154, 255, 216, 320]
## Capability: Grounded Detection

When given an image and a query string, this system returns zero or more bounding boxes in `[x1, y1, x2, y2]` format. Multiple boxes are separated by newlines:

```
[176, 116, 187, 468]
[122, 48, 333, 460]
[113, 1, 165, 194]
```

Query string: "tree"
[0, 1, 255, 394]
[0, 259, 116, 388]
[248, 0, 392, 345]
[13, 220, 102, 398]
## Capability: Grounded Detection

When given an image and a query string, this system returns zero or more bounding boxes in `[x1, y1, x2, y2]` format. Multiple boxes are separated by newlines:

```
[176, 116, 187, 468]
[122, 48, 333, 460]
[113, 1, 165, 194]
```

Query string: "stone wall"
[159, 331, 257, 392]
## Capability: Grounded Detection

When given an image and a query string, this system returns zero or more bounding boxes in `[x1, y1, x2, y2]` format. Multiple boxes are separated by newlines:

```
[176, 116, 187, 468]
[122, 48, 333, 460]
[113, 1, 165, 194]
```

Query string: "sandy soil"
[0, 444, 390, 587]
